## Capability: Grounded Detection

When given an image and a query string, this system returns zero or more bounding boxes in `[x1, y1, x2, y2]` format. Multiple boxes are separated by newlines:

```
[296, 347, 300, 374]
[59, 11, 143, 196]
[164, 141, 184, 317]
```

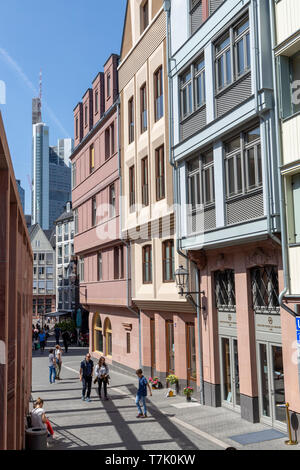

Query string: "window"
[225, 125, 261, 198]
[162, 240, 175, 282]
[114, 246, 124, 280]
[64, 222, 69, 235]
[114, 247, 119, 280]
[38, 267, 45, 276]
[74, 208, 78, 235]
[72, 162, 76, 189]
[128, 97, 134, 144]
[92, 196, 97, 226]
[104, 318, 112, 357]
[141, 0, 149, 33]
[141, 157, 149, 206]
[79, 257, 85, 282]
[90, 144, 95, 173]
[107, 74, 111, 98]
[214, 270, 236, 310]
[64, 244, 69, 256]
[58, 224, 62, 236]
[39, 253, 45, 262]
[154, 67, 163, 121]
[126, 332, 131, 354]
[140, 84, 147, 133]
[180, 54, 205, 120]
[110, 123, 115, 155]
[166, 321, 175, 374]
[76, 117, 79, 139]
[84, 105, 88, 127]
[33, 267, 37, 276]
[58, 246, 62, 257]
[105, 128, 110, 159]
[155, 145, 165, 200]
[215, 15, 250, 92]
[278, 52, 300, 119]
[109, 184, 116, 218]
[95, 89, 99, 114]
[94, 314, 103, 353]
[291, 173, 300, 244]
[142, 245, 152, 283]
[105, 123, 115, 159]
[129, 165, 135, 212]
[251, 266, 279, 313]
[97, 252, 102, 281]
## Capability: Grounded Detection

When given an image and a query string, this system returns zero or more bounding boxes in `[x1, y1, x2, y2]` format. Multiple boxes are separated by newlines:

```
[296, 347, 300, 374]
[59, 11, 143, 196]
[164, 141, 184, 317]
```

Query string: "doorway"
[220, 336, 240, 409]
[257, 342, 286, 428]
[150, 318, 156, 376]
[186, 323, 196, 386]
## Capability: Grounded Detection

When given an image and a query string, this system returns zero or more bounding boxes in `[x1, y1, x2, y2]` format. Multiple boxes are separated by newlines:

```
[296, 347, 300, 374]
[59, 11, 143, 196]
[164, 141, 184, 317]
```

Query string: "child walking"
[135, 369, 152, 418]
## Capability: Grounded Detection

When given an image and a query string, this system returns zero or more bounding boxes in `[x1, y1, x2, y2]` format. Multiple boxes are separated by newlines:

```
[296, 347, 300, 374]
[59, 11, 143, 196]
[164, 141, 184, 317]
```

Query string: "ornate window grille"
[214, 269, 236, 311]
[251, 266, 280, 313]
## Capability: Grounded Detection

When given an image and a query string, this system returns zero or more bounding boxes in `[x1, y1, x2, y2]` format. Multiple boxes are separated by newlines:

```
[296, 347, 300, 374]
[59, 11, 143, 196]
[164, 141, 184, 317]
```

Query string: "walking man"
[135, 369, 152, 418]
[62, 329, 70, 353]
[54, 324, 61, 346]
[55, 345, 63, 380]
[79, 353, 94, 402]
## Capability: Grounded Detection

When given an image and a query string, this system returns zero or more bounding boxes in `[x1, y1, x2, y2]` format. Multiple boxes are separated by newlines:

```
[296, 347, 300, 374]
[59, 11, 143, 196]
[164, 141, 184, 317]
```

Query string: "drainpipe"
[253, 0, 281, 248]
[165, 0, 204, 404]
[117, 98, 142, 366]
[268, 0, 300, 316]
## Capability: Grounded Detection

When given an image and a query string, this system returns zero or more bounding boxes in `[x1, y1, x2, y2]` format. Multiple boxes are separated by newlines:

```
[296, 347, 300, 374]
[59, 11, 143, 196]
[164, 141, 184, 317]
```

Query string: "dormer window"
[141, 0, 149, 33]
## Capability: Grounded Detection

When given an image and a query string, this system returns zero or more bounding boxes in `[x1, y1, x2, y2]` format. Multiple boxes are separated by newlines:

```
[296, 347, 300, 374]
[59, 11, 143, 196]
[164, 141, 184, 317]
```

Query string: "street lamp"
[175, 265, 205, 310]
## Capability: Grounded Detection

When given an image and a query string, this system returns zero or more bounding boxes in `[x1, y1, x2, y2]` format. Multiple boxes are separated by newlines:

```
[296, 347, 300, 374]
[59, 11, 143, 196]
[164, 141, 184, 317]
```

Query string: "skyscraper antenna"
[39, 69, 42, 105]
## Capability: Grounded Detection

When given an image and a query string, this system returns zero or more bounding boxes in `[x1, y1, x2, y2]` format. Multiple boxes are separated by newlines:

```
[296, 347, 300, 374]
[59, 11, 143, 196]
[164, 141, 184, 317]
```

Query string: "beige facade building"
[271, 0, 300, 430]
[119, 0, 195, 386]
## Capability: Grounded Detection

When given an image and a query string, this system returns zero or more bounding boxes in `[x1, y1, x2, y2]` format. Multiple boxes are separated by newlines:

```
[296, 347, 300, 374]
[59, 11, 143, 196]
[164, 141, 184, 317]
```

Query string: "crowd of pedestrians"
[32, 327, 153, 446]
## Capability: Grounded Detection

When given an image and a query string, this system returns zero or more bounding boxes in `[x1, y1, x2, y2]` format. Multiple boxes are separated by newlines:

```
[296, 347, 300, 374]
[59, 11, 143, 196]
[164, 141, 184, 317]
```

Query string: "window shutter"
[190, 1, 202, 35]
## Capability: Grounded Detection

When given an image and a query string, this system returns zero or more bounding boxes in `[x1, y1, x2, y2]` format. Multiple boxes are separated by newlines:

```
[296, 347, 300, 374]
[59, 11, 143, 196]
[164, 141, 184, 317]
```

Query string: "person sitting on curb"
[31, 398, 54, 440]
[135, 369, 152, 418]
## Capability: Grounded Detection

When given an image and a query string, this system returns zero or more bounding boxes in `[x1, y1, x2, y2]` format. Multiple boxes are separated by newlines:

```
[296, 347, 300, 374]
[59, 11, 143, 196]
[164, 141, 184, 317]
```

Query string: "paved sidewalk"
[31, 335, 297, 451]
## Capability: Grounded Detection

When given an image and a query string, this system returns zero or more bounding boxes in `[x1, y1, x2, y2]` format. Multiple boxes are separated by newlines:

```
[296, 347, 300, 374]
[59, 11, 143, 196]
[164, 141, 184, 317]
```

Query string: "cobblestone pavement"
[31, 335, 297, 451]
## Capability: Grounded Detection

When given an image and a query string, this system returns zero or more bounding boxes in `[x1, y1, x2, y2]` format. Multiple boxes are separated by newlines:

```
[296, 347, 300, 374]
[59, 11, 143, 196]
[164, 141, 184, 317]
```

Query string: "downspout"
[268, 0, 300, 317]
[117, 98, 142, 366]
[253, 0, 281, 248]
[165, 0, 204, 404]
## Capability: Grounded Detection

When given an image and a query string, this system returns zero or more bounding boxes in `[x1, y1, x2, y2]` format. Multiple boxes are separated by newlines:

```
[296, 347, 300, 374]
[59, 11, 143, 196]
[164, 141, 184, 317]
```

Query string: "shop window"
[214, 269, 236, 311]
[251, 266, 280, 314]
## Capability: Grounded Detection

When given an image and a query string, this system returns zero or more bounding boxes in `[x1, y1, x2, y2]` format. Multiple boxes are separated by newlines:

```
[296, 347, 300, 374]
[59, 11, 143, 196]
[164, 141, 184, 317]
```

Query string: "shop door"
[166, 321, 175, 374]
[220, 336, 240, 409]
[257, 342, 286, 428]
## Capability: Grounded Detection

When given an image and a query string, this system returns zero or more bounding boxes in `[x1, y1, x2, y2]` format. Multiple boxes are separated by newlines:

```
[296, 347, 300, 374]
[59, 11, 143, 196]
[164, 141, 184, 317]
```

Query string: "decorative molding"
[188, 250, 207, 270]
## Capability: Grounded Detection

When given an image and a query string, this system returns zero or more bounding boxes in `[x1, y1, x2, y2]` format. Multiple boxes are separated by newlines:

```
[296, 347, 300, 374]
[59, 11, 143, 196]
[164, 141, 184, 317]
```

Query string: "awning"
[41, 311, 72, 317]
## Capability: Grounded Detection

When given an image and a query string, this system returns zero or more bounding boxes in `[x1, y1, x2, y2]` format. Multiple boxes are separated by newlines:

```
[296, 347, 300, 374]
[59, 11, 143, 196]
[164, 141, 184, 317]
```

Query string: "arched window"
[94, 313, 103, 353]
[104, 318, 112, 357]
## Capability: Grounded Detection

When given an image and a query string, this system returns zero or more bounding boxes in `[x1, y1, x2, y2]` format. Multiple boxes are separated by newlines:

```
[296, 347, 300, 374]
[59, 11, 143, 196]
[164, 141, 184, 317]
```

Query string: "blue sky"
[0, 0, 127, 214]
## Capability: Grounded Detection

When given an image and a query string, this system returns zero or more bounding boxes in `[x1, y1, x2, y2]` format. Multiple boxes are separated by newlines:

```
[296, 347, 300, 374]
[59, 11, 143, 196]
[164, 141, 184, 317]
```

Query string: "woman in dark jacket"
[95, 356, 109, 400]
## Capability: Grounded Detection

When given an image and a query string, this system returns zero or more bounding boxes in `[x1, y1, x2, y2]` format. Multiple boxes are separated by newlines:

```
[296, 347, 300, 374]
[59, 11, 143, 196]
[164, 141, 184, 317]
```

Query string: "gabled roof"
[120, 0, 133, 61]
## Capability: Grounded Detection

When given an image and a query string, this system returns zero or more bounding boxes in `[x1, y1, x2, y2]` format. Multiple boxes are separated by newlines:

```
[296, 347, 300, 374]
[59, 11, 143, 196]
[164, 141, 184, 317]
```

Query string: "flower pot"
[152, 385, 157, 390]
[186, 394, 192, 402]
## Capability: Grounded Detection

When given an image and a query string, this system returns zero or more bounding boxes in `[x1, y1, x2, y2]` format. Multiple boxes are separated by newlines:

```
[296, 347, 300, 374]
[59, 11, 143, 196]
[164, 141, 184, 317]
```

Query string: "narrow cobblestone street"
[30, 335, 298, 451]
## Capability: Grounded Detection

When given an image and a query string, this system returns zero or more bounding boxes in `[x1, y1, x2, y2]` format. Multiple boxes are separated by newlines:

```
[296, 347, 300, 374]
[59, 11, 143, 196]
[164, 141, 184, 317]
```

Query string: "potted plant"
[149, 377, 162, 390]
[166, 374, 179, 394]
[183, 386, 194, 401]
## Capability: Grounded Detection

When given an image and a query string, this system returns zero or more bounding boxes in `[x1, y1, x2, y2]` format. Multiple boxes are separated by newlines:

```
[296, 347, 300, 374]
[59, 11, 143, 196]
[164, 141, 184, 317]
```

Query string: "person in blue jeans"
[48, 349, 56, 384]
[135, 369, 152, 418]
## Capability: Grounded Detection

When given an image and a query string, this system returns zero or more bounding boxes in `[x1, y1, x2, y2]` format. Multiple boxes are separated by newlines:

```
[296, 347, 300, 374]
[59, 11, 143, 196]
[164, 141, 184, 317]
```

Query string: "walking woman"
[55, 345, 62, 380]
[95, 356, 109, 400]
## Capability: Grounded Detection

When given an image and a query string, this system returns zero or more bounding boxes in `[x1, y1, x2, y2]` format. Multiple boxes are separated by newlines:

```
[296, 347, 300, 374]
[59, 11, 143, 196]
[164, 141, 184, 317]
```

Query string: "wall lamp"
[175, 265, 205, 311]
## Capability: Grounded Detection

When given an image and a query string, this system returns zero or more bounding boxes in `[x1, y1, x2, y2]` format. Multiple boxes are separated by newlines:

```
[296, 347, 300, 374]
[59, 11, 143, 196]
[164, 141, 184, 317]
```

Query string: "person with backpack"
[94, 356, 110, 400]
[79, 353, 94, 402]
[135, 369, 152, 418]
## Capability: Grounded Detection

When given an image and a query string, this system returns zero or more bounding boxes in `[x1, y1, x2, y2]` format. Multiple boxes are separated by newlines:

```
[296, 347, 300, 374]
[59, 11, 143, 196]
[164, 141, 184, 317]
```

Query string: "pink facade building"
[71, 54, 140, 375]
